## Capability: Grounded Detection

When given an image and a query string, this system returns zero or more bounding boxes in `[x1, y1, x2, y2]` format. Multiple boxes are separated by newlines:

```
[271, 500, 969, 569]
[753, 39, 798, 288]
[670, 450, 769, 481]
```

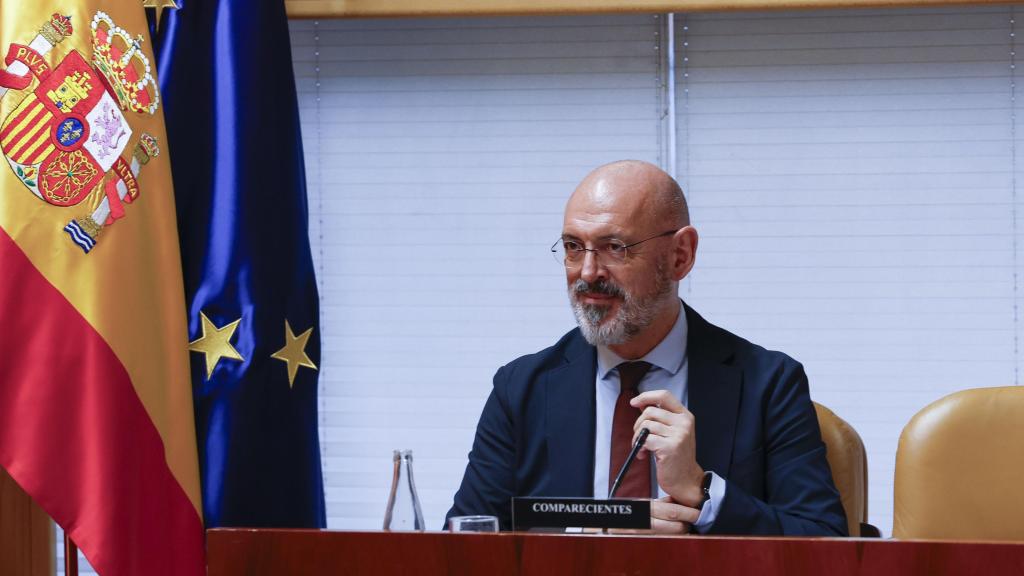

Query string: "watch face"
[699, 472, 712, 509]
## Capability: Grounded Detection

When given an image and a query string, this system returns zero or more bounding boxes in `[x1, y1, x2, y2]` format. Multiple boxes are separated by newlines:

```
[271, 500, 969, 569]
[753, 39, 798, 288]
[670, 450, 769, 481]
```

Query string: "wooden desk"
[207, 529, 1024, 575]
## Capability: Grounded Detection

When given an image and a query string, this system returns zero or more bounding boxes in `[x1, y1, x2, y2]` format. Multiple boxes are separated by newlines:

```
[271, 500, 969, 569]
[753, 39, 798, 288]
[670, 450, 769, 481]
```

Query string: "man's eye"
[564, 241, 584, 252]
[605, 243, 627, 254]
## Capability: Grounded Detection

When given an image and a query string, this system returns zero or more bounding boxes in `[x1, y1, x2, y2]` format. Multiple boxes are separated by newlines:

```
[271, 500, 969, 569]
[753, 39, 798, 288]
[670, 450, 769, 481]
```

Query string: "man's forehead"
[561, 219, 627, 240]
[565, 178, 650, 231]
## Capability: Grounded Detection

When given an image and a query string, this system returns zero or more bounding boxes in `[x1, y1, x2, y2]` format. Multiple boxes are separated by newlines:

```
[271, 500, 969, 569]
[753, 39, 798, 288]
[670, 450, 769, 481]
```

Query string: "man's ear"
[672, 226, 698, 281]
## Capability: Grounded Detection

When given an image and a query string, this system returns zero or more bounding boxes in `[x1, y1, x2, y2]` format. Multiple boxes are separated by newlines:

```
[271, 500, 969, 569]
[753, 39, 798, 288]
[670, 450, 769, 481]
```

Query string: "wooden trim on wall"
[0, 466, 54, 576]
[285, 0, 1016, 19]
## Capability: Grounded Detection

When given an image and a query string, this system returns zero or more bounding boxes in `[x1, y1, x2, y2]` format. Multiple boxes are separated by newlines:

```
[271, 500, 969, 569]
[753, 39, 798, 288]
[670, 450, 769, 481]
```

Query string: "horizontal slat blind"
[284, 0, 1019, 20]
[676, 7, 1017, 535]
[290, 15, 663, 530]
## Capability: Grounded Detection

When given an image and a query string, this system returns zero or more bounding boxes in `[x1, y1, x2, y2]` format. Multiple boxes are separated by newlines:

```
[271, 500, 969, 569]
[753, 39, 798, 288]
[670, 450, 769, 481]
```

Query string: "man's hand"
[651, 496, 699, 534]
[631, 389, 705, 508]
[607, 497, 698, 535]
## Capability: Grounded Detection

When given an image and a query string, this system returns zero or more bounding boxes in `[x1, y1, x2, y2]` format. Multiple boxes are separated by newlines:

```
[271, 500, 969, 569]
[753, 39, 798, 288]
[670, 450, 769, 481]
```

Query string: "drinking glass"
[448, 515, 499, 532]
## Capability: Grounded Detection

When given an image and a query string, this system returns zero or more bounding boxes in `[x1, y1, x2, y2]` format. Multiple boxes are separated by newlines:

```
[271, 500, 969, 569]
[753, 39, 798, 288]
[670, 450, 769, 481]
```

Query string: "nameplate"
[511, 497, 650, 530]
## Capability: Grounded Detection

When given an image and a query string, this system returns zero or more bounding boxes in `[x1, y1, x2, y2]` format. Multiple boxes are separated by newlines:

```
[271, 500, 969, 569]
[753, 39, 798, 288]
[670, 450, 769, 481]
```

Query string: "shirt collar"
[596, 301, 689, 378]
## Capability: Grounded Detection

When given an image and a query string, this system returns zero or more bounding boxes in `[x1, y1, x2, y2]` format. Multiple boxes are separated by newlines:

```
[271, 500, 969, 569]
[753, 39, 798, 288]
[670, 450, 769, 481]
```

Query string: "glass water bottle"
[383, 449, 425, 531]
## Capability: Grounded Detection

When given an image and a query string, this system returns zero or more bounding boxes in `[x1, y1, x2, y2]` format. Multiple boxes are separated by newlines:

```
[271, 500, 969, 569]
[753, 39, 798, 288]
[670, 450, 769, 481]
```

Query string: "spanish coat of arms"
[0, 12, 161, 253]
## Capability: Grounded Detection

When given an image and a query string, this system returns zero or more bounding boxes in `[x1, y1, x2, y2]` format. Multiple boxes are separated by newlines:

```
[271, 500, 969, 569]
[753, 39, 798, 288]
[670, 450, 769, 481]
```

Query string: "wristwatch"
[697, 471, 712, 510]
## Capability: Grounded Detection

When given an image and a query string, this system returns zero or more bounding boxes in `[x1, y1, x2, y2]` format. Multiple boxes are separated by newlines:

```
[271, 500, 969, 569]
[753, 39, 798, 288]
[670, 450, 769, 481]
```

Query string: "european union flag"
[152, 0, 326, 528]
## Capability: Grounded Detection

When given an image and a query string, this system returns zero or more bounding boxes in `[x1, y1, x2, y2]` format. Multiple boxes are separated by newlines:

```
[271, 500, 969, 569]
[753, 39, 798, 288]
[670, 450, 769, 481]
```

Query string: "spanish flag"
[0, 4, 204, 576]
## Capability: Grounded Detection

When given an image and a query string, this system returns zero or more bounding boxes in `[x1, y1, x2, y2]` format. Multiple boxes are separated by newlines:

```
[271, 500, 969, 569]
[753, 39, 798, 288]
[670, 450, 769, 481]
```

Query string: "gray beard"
[569, 265, 675, 347]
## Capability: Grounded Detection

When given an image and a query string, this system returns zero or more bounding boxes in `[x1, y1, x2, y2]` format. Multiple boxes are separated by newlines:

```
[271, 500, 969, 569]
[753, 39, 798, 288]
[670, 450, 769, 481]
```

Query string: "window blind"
[290, 14, 665, 530]
[676, 6, 1018, 535]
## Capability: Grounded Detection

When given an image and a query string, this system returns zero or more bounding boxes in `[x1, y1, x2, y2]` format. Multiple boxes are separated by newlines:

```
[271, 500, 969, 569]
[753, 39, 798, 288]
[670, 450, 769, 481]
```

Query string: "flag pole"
[64, 533, 78, 576]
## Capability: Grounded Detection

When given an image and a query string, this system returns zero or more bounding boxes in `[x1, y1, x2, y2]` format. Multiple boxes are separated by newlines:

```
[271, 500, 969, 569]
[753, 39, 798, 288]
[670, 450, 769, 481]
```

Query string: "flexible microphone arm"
[608, 428, 650, 498]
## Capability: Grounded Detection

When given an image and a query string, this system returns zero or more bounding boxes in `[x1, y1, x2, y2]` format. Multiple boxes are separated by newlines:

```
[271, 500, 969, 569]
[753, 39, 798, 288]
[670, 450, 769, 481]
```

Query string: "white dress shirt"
[592, 304, 725, 532]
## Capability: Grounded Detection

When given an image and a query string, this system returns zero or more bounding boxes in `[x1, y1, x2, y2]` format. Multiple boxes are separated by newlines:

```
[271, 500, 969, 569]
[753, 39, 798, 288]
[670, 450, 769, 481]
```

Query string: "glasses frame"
[550, 228, 680, 268]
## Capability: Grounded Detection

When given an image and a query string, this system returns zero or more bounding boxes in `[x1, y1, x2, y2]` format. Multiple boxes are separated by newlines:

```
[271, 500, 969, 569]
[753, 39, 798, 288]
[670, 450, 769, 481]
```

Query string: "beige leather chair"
[893, 386, 1024, 541]
[813, 402, 874, 537]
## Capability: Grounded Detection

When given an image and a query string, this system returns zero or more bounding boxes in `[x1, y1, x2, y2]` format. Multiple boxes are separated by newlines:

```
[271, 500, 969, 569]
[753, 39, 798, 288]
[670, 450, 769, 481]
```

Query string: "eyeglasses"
[551, 229, 679, 268]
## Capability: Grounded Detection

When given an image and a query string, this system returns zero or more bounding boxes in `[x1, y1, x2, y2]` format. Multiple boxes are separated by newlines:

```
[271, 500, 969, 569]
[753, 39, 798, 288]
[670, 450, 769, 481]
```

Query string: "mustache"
[571, 278, 625, 299]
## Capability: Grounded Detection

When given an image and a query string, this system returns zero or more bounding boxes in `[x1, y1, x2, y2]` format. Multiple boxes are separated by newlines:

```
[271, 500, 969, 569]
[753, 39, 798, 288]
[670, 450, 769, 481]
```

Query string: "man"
[447, 160, 846, 535]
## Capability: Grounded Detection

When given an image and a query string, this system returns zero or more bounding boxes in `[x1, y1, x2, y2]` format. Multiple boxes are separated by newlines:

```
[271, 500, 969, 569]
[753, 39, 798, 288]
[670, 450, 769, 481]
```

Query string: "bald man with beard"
[446, 161, 847, 536]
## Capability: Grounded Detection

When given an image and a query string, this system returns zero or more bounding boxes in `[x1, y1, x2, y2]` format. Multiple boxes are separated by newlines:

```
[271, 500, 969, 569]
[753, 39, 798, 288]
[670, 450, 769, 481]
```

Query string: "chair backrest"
[893, 386, 1024, 540]
[813, 402, 868, 537]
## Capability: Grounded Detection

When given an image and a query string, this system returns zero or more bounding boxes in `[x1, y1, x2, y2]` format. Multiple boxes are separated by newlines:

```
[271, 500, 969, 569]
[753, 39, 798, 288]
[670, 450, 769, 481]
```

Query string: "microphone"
[608, 428, 650, 498]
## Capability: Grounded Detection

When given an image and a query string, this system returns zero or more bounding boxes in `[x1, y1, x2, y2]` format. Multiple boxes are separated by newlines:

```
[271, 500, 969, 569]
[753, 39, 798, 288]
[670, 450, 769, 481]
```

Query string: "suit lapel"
[685, 304, 742, 477]
[545, 332, 597, 497]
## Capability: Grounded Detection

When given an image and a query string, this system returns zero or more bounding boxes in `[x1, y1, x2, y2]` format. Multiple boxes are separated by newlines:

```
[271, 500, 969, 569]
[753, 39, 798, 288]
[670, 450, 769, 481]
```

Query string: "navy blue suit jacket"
[447, 305, 847, 536]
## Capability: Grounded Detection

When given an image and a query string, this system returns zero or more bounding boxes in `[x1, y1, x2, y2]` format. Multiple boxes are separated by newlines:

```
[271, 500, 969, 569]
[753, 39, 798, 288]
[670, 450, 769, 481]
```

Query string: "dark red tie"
[609, 361, 652, 498]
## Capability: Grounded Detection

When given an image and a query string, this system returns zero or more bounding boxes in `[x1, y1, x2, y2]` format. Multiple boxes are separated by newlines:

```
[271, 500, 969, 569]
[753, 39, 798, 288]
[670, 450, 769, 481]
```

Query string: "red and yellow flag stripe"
[0, 3, 203, 575]
[1, 96, 56, 165]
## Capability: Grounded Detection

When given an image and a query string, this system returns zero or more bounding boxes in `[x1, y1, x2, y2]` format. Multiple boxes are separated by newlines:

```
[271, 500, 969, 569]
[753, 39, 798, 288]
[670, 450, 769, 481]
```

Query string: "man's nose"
[579, 249, 606, 284]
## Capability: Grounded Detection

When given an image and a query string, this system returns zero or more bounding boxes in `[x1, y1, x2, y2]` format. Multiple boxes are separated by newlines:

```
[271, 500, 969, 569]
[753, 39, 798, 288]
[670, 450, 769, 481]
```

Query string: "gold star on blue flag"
[271, 320, 317, 387]
[188, 312, 244, 379]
